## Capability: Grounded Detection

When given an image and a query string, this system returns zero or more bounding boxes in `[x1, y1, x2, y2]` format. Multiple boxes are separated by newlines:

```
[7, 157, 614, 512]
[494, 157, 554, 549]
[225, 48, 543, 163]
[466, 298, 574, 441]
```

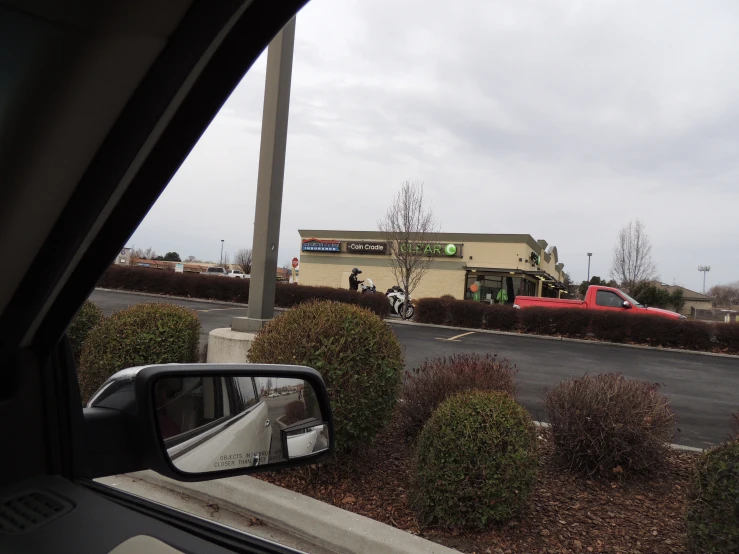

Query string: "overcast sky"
[129, 0, 739, 291]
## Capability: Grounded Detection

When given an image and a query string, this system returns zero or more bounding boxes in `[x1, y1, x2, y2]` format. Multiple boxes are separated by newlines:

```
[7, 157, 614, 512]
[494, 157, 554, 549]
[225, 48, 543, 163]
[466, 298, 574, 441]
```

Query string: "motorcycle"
[360, 278, 377, 294]
[386, 285, 414, 319]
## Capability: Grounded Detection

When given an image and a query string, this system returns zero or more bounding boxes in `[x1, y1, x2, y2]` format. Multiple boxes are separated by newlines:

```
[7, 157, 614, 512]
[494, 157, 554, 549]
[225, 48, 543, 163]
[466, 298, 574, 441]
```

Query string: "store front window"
[464, 272, 537, 304]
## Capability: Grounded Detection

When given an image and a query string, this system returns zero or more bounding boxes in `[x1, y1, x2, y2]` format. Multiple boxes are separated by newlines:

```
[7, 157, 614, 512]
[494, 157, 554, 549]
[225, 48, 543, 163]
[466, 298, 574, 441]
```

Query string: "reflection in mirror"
[154, 375, 326, 473]
[285, 424, 329, 459]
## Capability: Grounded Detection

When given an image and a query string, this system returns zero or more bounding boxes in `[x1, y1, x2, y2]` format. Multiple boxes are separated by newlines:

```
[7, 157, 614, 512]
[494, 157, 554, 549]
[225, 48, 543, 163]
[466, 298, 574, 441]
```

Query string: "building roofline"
[298, 230, 544, 252]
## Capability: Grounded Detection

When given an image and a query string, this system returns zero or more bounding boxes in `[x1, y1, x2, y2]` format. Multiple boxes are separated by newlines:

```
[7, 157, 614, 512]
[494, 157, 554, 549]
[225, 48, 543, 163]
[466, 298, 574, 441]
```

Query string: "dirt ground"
[257, 415, 697, 554]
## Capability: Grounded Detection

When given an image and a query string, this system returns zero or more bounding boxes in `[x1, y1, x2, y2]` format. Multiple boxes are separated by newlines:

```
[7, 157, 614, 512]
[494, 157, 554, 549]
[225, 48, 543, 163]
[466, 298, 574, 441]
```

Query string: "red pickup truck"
[513, 285, 684, 320]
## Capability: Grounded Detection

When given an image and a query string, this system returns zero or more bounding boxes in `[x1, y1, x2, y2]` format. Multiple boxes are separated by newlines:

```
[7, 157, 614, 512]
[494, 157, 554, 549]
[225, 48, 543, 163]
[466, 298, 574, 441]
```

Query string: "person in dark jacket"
[349, 267, 363, 291]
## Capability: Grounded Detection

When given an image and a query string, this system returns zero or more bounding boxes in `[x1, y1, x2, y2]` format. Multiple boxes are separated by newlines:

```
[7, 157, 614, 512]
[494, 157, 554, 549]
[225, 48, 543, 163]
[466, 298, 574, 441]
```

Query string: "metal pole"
[703, 271, 706, 294]
[220, 240, 224, 266]
[587, 253, 592, 281]
[233, 17, 296, 333]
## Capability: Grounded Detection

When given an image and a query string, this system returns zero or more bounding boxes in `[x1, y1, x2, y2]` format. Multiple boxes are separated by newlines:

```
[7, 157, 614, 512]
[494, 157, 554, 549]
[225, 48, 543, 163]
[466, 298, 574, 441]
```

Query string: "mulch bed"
[257, 415, 697, 554]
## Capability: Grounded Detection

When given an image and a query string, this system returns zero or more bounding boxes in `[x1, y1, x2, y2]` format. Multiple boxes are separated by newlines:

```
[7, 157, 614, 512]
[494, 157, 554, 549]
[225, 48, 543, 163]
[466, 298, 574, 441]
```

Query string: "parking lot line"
[197, 307, 249, 313]
[435, 331, 476, 342]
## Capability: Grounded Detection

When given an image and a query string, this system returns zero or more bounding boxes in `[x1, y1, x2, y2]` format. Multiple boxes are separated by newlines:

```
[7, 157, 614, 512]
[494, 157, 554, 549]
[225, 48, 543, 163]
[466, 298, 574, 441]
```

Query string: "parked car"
[227, 269, 249, 279]
[1, 2, 336, 553]
[89, 373, 273, 469]
[514, 285, 684, 320]
[201, 266, 228, 276]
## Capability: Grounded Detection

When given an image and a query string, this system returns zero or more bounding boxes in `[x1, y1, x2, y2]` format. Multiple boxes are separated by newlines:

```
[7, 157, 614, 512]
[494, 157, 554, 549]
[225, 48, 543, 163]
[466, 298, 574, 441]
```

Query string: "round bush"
[399, 353, 517, 440]
[248, 300, 403, 453]
[68, 301, 104, 361]
[411, 391, 538, 528]
[544, 373, 675, 475]
[686, 440, 739, 553]
[79, 303, 201, 403]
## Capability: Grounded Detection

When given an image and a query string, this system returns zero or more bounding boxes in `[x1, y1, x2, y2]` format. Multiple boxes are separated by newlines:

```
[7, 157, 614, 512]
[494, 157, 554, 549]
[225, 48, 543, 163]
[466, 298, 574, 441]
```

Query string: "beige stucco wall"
[299, 257, 466, 299]
[682, 299, 713, 317]
[297, 231, 565, 299]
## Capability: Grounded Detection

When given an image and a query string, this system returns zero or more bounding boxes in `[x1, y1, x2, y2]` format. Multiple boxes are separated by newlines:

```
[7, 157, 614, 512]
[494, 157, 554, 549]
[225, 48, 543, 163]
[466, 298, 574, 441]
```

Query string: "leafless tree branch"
[610, 219, 657, 293]
[378, 180, 440, 317]
[234, 248, 253, 275]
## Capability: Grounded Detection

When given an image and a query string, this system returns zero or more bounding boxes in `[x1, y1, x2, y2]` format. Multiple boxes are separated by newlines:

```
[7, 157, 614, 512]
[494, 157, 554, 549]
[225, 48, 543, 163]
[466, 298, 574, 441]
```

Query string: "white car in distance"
[227, 269, 249, 279]
[201, 267, 228, 276]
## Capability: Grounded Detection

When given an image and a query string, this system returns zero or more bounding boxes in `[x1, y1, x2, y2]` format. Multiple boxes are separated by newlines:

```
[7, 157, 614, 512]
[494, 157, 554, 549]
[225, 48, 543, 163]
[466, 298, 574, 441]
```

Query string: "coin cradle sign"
[345, 242, 388, 254]
[399, 243, 463, 258]
[301, 238, 341, 253]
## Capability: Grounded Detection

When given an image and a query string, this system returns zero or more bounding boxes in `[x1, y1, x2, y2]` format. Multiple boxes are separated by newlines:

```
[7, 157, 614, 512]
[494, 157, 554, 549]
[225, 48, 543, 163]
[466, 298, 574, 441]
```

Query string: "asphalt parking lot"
[89, 289, 739, 447]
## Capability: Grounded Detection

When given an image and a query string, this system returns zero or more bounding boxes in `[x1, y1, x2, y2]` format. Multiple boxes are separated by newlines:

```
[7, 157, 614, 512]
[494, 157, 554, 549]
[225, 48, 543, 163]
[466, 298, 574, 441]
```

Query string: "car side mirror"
[85, 364, 333, 481]
[622, 300, 631, 308]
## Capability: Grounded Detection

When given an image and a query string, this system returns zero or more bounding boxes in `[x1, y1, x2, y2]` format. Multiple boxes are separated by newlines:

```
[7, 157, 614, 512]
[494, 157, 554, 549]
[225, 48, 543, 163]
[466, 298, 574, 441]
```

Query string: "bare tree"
[610, 219, 657, 293]
[221, 251, 230, 268]
[378, 180, 440, 317]
[708, 282, 739, 308]
[185, 255, 198, 263]
[142, 247, 157, 260]
[234, 248, 252, 274]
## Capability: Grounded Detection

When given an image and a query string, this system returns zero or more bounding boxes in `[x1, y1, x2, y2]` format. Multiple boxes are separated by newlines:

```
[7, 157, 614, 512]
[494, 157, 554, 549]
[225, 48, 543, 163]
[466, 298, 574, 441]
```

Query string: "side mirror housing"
[622, 300, 632, 309]
[84, 364, 333, 481]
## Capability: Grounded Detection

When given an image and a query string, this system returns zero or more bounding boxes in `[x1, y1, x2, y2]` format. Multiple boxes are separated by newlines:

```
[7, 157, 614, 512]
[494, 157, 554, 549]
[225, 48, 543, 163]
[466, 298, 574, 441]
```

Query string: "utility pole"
[233, 17, 296, 333]
[220, 240, 224, 266]
[587, 253, 592, 281]
[698, 265, 711, 293]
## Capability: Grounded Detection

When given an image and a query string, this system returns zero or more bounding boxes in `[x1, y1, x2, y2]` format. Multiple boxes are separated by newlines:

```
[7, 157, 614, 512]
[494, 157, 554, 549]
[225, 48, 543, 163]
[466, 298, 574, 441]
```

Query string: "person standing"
[349, 268, 363, 291]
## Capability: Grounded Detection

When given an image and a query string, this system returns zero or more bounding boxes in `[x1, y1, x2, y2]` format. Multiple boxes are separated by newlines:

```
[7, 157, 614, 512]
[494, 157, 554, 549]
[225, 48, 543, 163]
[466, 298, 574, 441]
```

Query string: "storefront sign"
[302, 238, 341, 252]
[399, 243, 463, 258]
[346, 242, 388, 254]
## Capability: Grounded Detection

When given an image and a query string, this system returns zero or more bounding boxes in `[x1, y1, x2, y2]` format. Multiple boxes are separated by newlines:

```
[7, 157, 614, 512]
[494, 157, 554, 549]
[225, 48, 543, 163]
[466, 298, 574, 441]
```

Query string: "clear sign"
[398, 243, 463, 258]
[175, 263, 184, 273]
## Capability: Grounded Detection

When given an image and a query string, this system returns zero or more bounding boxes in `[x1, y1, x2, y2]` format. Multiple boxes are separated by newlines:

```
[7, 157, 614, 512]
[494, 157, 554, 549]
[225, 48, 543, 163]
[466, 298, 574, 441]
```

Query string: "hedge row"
[415, 297, 739, 354]
[98, 266, 389, 317]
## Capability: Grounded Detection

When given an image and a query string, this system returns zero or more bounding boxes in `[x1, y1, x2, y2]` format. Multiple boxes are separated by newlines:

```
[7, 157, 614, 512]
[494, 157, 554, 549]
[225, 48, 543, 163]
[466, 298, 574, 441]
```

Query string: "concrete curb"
[94, 288, 287, 312]
[533, 421, 705, 453]
[388, 319, 739, 360]
[130, 470, 460, 554]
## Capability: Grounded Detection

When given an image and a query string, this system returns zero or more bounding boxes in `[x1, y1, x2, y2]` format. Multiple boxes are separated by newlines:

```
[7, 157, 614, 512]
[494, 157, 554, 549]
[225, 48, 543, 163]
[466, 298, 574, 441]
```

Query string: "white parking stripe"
[435, 331, 476, 342]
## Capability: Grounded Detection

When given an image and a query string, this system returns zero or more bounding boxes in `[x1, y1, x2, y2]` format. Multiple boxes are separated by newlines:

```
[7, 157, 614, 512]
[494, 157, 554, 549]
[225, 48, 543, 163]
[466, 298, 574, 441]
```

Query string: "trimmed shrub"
[248, 300, 403, 453]
[483, 304, 518, 331]
[447, 300, 486, 328]
[399, 354, 517, 440]
[686, 440, 739, 553]
[78, 303, 201, 403]
[415, 298, 449, 325]
[439, 294, 456, 300]
[98, 266, 388, 317]
[544, 373, 675, 475]
[589, 311, 632, 343]
[519, 307, 558, 335]
[715, 323, 739, 354]
[67, 301, 104, 361]
[411, 391, 538, 528]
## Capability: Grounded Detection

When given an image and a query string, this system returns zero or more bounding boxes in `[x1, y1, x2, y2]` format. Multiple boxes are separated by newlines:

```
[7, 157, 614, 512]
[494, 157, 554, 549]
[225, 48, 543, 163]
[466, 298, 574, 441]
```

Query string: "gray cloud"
[129, 0, 739, 290]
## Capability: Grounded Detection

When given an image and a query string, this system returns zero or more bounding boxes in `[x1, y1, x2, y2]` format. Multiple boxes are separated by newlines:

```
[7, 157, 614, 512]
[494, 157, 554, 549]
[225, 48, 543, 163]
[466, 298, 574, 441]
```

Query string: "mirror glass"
[154, 375, 328, 473]
[285, 423, 329, 459]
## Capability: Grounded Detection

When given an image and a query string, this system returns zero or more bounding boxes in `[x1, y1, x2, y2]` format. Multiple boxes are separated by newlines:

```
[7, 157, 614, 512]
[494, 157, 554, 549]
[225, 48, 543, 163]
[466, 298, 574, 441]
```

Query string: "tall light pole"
[220, 240, 224, 266]
[698, 265, 711, 293]
[587, 253, 592, 282]
[233, 16, 297, 333]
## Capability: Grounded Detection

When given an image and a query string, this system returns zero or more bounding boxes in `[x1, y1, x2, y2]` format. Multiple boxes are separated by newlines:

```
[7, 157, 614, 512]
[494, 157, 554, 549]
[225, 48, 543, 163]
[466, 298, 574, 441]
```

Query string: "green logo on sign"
[445, 244, 457, 256]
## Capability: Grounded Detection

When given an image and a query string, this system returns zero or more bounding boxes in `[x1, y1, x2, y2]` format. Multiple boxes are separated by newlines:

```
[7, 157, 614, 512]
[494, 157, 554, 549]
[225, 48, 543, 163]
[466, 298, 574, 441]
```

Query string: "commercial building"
[297, 230, 567, 303]
[651, 282, 713, 317]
